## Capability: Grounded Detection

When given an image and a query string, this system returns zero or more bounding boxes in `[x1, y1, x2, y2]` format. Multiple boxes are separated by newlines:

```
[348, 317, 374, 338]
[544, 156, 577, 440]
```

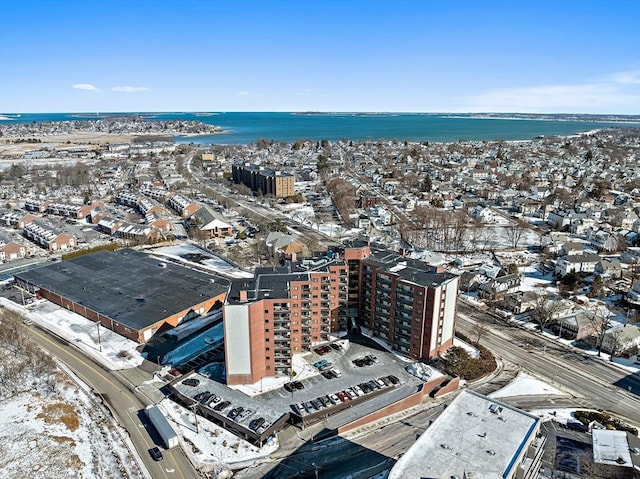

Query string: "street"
[26, 325, 198, 479]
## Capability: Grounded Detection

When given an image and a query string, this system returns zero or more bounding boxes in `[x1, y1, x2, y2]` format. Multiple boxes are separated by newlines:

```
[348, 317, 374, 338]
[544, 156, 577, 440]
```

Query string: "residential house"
[555, 253, 601, 277]
[190, 205, 234, 238]
[550, 311, 597, 340]
[589, 229, 620, 253]
[0, 242, 27, 262]
[595, 258, 623, 279]
[602, 324, 640, 354]
[477, 274, 521, 301]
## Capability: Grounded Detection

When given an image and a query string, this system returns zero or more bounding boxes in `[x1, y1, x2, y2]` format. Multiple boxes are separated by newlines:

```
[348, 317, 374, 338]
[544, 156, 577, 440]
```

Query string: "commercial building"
[224, 242, 459, 385]
[15, 248, 229, 342]
[231, 163, 295, 198]
[389, 390, 546, 479]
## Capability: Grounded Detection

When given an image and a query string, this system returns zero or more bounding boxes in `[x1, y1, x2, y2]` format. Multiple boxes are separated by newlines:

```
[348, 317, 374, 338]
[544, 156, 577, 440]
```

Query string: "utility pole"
[96, 322, 102, 352]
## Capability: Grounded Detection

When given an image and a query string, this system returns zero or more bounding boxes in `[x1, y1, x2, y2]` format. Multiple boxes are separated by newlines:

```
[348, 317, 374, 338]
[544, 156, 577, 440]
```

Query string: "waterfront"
[1, 112, 639, 144]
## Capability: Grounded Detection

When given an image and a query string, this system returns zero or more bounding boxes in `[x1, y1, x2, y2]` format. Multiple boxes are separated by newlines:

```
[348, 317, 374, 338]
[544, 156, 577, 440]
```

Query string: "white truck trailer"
[146, 405, 179, 449]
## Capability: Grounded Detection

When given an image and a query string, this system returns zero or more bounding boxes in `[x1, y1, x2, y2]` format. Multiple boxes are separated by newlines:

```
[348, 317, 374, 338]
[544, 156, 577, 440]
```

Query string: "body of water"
[1, 112, 639, 144]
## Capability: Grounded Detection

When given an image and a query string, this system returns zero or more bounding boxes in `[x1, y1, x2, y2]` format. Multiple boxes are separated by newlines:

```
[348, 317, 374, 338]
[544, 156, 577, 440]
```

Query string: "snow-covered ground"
[0, 319, 146, 479]
[160, 398, 278, 472]
[1, 298, 144, 371]
[489, 371, 567, 399]
[229, 352, 322, 396]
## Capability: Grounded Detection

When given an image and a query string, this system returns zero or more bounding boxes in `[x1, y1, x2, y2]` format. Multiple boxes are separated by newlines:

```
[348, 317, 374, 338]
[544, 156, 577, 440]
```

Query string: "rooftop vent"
[158, 262, 167, 268]
[487, 450, 496, 456]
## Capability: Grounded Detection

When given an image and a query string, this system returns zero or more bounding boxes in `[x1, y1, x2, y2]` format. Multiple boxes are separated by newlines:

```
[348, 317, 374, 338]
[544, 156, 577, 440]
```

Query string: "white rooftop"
[592, 429, 633, 468]
[389, 390, 540, 479]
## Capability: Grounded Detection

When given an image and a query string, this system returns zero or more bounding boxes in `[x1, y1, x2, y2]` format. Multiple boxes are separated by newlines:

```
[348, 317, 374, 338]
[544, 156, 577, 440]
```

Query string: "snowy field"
[0, 382, 146, 479]
[0, 316, 146, 479]
[1, 298, 144, 371]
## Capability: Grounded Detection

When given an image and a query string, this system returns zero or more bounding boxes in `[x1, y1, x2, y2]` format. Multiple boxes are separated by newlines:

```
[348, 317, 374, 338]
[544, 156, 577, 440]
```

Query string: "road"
[456, 302, 640, 423]
[26, 325, 198, 479]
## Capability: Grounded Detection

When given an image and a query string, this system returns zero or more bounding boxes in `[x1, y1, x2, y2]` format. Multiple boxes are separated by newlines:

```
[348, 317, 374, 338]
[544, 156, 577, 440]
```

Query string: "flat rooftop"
[389, 390, 540, 479]
[16, 248, 230, 331]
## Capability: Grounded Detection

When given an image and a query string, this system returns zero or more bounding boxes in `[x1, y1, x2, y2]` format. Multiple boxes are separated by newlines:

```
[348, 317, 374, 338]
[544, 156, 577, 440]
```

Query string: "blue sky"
[1, 0, 639, 113]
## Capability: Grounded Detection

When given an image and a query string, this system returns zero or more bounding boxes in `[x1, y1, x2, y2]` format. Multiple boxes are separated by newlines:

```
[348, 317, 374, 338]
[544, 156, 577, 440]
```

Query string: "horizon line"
[1, 110, 640, 117]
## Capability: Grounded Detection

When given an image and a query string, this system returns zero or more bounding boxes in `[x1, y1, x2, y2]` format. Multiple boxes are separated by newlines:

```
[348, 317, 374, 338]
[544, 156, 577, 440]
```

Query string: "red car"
[337, 391, 350, 402]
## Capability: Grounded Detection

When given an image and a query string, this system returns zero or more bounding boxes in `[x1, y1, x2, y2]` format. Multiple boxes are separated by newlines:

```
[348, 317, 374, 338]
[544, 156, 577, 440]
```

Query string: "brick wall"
[337, 376, 459, 434]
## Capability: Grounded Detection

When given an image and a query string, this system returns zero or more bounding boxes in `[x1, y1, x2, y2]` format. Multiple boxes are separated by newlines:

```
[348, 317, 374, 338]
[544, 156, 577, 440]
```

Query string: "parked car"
[387, 375, 400, 385]
[380, 376, 392, 386]
[214, 400, 231, 411]
[328, 394, 340, 405]
[374, 378, 386, 388]
[303, 401, 316, 413]
[314, 347, 327, 355]
[249, 417, 266, 431]
[182, 378, 199, 387]
[228, 407, 244, 420]
[314, 359, 329, 369]
[337, 391, 350, 402]
[292, 381, 304, 390]
[344, 389, 356, 400]
[318, 362, 333, 371]
[311, 399, 324, 410]
[194, 391, 210, 402]
[284, 382, 295, 392]
[149, 447, 163, 461]
[330, 343, 342, 351]
[365, 354, 379, 363]
[322, 370, 335, 379]
[330, 369, 342, 377]
[351, 385, 365, 397]
[238, 408, 254, 421]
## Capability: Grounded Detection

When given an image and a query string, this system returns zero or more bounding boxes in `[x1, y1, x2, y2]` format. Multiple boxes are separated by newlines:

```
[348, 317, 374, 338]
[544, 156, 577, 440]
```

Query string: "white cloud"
[72, 83, 101, 92]
[112, 86, 150, 93]
[462, 71, 640, 114]
[608, 70, 640, 85]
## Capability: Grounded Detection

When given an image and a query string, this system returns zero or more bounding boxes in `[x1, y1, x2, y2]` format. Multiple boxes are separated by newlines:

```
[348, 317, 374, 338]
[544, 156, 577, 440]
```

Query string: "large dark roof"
[367, 249, 457, 287]
[16, 249, 230, 331]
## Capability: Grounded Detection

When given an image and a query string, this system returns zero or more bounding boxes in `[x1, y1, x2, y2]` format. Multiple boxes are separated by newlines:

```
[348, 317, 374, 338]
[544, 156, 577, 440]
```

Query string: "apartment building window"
[264, 310, 269, 314]
[265, 329, 269, 332]
[266, 356, 270, 360]
[266, 366, 271, 370]
[266, 347, 270, 351]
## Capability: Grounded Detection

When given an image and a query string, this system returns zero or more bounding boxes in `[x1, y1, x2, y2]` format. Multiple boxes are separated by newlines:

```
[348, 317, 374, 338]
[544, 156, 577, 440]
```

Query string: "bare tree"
[588, 305, 615, 357]
[471, 320, 489, 343]
[607, 329, 626, 360]
[531, 292, 564, 332]
[504, 219, 528, 249]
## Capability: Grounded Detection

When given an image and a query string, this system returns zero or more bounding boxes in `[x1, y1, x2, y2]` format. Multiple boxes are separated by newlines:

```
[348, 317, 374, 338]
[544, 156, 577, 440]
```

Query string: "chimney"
[239, 290, 247, 302]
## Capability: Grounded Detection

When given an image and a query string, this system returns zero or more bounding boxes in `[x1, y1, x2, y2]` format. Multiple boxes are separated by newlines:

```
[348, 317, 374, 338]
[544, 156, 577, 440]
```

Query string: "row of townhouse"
[96, 217, 166, 242]
[166, 193, 201, 218]
[23, 221, 76, 252]
[24, 198, 105, 220]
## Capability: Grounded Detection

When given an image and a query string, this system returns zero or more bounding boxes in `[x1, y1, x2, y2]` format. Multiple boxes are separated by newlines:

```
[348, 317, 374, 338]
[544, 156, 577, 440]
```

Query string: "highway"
[26, 325, 198, 479]
[456, 302, 640, 423]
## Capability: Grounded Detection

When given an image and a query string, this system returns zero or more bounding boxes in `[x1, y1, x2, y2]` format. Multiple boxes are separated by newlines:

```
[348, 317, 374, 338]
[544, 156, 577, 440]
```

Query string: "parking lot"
[170, 335, 431, 442]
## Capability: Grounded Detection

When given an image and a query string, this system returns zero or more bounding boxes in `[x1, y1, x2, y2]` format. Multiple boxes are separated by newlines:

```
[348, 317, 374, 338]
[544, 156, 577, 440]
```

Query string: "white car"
[329, 394, 340, 405]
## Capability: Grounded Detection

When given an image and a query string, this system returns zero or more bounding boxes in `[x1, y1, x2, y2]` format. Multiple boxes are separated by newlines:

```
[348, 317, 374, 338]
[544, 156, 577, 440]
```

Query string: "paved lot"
[172, 335, 431, 437]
